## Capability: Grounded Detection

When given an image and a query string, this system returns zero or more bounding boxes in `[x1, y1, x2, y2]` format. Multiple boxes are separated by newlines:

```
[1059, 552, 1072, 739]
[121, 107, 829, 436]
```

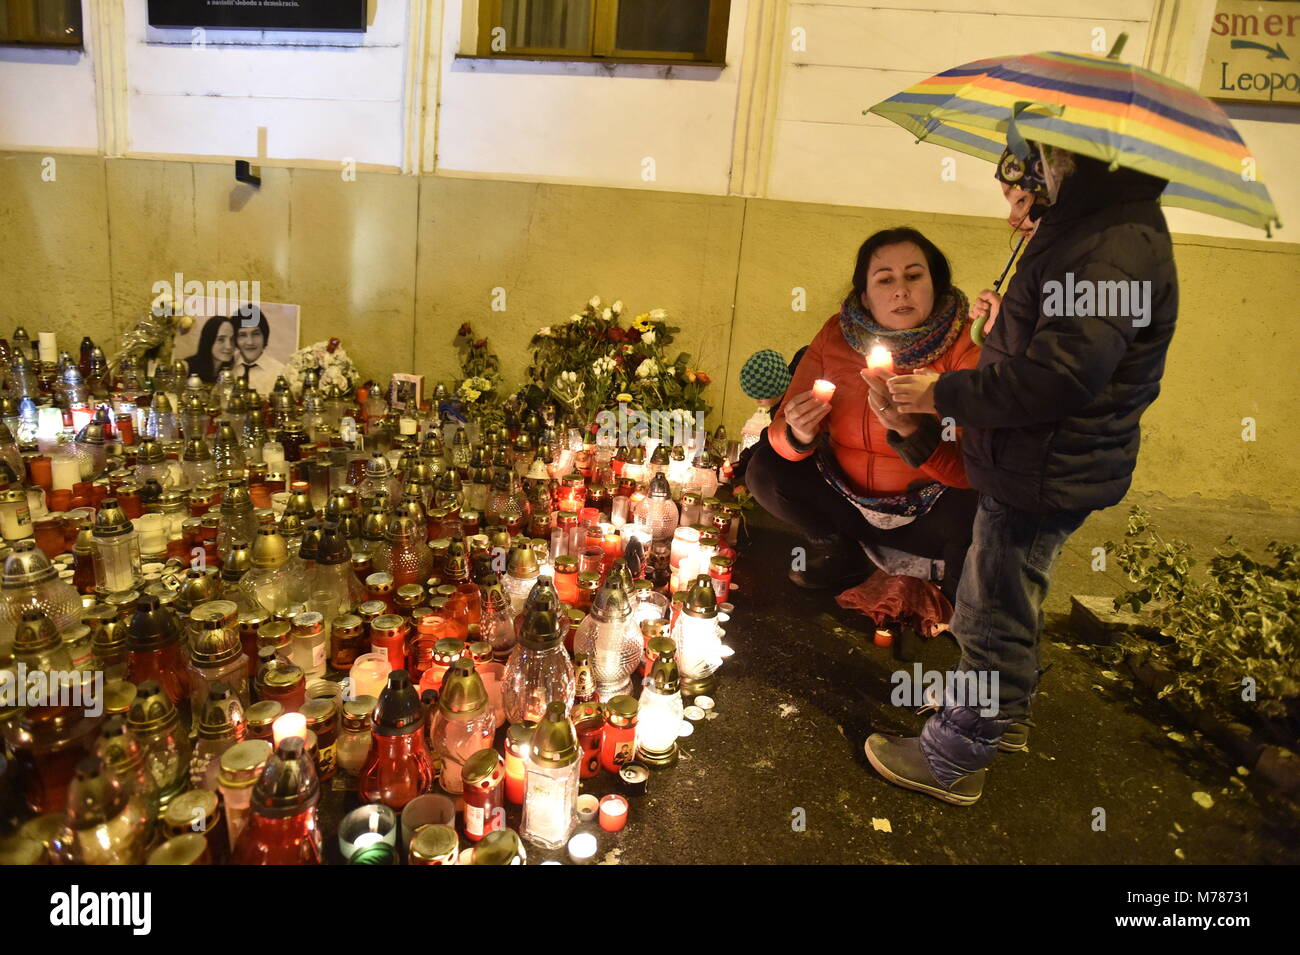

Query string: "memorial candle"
[867, 344, 895, 376]
[812, 379, 836, 403]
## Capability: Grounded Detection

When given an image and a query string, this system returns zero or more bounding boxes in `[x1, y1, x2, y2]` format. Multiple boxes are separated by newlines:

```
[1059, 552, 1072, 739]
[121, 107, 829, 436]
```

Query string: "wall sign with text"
[147, 0, 367, 32]
[1199, 0, 1300, 104]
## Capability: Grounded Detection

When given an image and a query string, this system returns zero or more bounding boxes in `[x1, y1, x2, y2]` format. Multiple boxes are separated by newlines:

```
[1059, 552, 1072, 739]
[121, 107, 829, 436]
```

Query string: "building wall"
[2, 150, 1294, 509]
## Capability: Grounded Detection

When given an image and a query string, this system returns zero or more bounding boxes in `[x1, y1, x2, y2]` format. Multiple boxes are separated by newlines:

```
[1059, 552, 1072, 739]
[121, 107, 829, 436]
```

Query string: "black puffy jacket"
[933, 155, 1178, 513]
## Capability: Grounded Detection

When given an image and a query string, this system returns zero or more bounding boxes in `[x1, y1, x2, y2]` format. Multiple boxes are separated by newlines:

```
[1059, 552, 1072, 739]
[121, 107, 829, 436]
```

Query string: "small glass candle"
[811, 379, 836, 403]
[599, 794, 629, 832]
[349, 652, 392, 701]
[51, 455, 82, 492]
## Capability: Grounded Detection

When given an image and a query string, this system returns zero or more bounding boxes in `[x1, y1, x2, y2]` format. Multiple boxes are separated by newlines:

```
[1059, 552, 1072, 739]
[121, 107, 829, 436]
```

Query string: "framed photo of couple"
[171, 298, 301, 396]
[389, 373, 424, 412]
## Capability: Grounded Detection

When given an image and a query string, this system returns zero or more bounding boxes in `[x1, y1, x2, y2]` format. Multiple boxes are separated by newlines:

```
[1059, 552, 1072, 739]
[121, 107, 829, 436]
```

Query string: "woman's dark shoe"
[864, 734, 985, 806]
[787, 535, 870, 589]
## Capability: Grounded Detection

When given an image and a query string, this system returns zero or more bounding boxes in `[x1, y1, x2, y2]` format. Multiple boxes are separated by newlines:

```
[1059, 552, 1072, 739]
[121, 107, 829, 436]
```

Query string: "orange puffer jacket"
[770, 312, 980, 495]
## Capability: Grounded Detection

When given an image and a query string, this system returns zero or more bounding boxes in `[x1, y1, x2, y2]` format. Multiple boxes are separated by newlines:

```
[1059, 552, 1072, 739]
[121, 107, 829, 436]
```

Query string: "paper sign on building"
[1198, 0, 1300, 104]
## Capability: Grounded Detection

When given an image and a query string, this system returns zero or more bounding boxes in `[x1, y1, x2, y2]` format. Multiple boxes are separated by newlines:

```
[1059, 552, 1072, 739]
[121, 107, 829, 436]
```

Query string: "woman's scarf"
[839, 287, 968, 371]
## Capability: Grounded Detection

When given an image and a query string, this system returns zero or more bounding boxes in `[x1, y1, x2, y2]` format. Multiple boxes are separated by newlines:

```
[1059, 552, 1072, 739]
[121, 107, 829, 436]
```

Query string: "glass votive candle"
[135, 513, 168, 558]
[339, 803, 398, 861]
[348, 651, 391, 701]
[599, 794, 629, 832]
[576, 793, 599, 825]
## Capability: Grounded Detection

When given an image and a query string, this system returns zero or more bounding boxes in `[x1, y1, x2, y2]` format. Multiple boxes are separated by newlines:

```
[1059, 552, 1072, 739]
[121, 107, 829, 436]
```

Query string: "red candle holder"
[599, 794, 629, 832]
[28, 456, 52, 492]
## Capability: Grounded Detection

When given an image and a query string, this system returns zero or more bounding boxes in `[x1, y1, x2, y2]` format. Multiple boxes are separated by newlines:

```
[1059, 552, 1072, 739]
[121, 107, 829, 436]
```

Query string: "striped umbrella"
[866, 38, 1280, 233]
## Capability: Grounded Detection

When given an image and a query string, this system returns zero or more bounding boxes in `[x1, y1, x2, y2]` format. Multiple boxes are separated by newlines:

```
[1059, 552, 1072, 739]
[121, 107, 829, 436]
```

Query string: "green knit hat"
[739, 349, 792, 400]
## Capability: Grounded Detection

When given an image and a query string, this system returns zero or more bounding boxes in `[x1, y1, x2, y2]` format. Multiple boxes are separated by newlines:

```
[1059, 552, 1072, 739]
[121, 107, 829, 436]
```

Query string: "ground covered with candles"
[320, 499, 1300, 865]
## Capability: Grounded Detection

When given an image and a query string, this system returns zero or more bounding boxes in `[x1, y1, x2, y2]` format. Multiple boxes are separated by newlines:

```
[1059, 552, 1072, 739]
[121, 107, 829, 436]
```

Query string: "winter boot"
[864, 734, 985, 806]
[788, 534, 870, 590]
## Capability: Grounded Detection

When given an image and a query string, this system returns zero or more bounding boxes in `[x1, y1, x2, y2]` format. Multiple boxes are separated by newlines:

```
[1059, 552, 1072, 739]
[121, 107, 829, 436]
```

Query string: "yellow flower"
[632, 314, 653, 333]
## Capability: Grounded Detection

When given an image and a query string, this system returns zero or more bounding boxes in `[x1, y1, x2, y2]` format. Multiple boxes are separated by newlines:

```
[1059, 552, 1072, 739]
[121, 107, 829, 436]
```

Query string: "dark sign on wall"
[147, 0, 367, 32]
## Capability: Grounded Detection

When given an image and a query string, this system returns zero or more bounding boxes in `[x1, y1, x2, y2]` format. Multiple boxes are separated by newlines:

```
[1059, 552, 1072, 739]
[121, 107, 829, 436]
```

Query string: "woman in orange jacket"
[746, 227, 980, 601]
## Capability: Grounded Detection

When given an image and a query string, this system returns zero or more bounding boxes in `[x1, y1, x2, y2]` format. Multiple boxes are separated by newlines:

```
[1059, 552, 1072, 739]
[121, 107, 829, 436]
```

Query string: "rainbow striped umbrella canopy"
[867, 46, 1279, 233]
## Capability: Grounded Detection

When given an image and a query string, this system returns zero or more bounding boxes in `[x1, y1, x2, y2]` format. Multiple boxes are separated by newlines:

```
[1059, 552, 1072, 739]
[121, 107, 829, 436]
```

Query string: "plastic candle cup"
[567, 831, 598, 864]
[867, 345, 895, 376]
[812, 379, 836, 403]
[599, 794, 629, 832]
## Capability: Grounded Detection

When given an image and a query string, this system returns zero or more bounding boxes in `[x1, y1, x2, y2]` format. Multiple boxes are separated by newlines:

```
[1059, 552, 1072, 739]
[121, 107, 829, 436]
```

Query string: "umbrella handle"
[971, 233, 1028, 345]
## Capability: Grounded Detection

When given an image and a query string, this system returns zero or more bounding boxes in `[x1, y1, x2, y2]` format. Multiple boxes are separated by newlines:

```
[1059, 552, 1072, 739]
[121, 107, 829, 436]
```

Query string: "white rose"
[649, 308, 668, 321]
[538, 326, 552, 336]
[588, 296, 601, 309]
[569, 314, 583, 323]
[641, 330, 655, 345]
[612, 300, 624, 316]
[602, 308, 612, 321]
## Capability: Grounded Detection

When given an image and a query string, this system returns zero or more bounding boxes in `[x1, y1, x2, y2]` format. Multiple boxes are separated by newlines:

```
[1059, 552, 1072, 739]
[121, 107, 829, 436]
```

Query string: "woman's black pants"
[744, 441, 978, 602]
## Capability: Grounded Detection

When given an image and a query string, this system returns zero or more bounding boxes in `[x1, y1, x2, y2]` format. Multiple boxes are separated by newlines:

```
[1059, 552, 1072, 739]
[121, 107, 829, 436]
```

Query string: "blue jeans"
[920, 494, 1090, 785]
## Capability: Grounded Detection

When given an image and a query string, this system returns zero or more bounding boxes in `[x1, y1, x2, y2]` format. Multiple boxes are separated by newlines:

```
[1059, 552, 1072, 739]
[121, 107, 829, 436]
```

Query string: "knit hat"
[739, 349, 792, 400]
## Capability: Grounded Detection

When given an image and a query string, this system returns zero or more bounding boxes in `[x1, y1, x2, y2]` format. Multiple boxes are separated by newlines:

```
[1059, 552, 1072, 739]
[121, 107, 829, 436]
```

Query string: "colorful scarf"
[838, 287, 968, 371]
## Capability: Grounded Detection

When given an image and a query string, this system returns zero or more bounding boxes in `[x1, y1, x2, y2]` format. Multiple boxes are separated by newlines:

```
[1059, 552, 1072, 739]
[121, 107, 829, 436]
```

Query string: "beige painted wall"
[1, 151, 1296, 510]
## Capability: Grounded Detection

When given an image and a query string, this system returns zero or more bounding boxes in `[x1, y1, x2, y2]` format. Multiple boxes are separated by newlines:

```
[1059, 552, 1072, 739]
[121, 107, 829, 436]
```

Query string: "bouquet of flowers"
[526, 296, 713, 424]
[285, 338, 357, 396]
[453, 323, 506, 432]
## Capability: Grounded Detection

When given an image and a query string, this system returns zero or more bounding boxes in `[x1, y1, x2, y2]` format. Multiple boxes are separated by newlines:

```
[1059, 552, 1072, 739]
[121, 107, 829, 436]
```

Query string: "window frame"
[0, 0, 84, 49]
[475, 0, 730, 67]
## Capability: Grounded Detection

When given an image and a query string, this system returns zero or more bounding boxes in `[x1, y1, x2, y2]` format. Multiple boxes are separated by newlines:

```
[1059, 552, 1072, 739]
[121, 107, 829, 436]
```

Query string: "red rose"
[696, 372, 711, 386]
[458, 323, 472, 337]
[626, 329, 642, 343]
[607, 328, 627, 343]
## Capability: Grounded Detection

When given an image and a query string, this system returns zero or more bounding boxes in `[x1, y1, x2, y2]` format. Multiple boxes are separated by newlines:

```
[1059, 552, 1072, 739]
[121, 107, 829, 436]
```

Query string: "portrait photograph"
[172, 297, 301, 393]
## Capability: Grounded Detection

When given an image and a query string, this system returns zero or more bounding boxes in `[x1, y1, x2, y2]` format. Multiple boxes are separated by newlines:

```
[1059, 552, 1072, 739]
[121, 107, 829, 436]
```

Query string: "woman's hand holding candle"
[784, 391, 832, 446]
[861, 369, 918, 437]
[867, 344, 895, 377]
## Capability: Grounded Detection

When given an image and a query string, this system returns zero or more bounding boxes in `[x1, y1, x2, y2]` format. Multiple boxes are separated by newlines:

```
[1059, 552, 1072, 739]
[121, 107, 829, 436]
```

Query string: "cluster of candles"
[0, 325, 743, 865]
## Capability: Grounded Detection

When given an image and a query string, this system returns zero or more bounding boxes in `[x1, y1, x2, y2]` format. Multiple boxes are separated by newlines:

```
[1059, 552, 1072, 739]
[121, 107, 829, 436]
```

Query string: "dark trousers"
[744, 441, 978, 603]
[920, 493, 1090, 785]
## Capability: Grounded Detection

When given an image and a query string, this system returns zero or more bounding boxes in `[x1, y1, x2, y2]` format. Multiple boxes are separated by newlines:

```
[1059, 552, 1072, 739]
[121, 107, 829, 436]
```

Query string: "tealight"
[812, 379, 836, 402]
[867, 344, 895, 376]
[694, 695, 715, 711]
[684, 705, 705, 722]
[567, 831, 598, 864]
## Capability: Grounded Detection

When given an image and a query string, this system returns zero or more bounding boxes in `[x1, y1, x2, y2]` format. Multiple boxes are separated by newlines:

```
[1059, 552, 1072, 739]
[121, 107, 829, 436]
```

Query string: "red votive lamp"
[812, 379, 836, 403]
[873, 628, 894, 648]
[599, 794, 629, 832]
[28, 455, 52, 492]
